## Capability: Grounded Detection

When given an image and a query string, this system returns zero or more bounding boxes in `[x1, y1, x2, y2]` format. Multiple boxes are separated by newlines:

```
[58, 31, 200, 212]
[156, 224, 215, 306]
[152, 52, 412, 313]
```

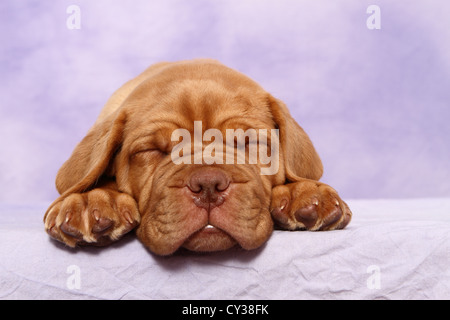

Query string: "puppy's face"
[114, 81, 283, 255]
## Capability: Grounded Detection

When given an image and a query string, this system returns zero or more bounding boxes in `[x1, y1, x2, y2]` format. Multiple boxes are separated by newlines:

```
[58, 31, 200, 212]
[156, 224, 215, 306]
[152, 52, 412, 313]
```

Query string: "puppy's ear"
[55, 110, 127, 195]
[268, 95, 323, 182]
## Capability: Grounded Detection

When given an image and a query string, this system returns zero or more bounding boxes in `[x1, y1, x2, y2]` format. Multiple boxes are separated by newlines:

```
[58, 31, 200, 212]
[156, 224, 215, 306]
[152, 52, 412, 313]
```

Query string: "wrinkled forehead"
[125, 79, 275, 141]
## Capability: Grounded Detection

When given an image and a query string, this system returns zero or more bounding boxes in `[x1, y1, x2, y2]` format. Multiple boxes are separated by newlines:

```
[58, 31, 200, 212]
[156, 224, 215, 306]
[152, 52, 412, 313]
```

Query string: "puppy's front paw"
[44, 189, 140, 247]
[270, 181, 352, 231]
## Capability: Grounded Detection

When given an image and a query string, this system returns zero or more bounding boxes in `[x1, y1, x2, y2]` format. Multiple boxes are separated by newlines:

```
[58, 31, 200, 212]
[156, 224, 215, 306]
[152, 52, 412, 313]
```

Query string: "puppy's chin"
[182, 225, 237, 252]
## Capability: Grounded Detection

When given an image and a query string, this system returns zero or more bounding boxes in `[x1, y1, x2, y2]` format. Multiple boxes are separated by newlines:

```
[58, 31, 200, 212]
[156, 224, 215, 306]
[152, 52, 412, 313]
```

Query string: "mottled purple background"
[1, 0, 449, 204]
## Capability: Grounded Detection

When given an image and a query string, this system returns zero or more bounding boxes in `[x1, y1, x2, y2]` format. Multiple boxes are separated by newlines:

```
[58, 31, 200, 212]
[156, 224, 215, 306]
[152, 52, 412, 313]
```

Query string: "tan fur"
[44, 59, 351, 255]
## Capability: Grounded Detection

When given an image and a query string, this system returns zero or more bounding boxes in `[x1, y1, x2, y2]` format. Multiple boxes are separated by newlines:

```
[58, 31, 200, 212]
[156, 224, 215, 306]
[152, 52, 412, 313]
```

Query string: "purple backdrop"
[1, 0, 449, 204]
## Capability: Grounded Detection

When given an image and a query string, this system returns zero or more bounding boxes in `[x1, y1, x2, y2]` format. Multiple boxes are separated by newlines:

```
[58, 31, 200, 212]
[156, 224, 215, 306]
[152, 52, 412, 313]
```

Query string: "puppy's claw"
[123, 211, 134, 225]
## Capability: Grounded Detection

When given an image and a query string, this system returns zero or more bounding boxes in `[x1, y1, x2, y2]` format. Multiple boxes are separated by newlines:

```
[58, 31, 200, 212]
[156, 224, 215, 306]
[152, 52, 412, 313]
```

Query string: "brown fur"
[44, 59, 351, 255]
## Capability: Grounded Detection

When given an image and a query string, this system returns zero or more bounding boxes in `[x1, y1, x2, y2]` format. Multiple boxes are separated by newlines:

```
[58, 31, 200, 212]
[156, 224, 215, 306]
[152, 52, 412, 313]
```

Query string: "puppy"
[44, 59, 351, 255]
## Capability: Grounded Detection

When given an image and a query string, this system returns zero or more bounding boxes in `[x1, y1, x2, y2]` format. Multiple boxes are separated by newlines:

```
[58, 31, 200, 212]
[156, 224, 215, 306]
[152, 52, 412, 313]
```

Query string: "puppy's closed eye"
[130, 150, 166, 166]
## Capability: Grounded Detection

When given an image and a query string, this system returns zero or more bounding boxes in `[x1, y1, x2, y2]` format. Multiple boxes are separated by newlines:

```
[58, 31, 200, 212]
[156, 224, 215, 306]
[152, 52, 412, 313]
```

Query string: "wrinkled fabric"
[1, 199, 449, 299]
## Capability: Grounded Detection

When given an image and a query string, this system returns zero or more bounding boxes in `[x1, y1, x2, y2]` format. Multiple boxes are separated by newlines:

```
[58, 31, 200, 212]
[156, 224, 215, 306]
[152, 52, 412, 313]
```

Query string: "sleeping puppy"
[44, 59, 352, 255]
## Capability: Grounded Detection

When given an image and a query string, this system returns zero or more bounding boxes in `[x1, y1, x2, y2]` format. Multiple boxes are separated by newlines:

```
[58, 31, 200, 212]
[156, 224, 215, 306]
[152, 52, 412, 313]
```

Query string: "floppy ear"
[268, 95, 323, 182]
[55, 109, 127, 196]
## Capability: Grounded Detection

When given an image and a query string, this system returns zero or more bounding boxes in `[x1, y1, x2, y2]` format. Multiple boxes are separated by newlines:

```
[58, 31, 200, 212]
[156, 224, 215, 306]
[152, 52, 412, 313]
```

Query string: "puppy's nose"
[188, 168, 230, 210]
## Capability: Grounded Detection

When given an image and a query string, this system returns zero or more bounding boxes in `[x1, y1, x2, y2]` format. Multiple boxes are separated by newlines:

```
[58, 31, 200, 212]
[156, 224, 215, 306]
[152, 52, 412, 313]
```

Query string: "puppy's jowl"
[44, 59, 352, 255]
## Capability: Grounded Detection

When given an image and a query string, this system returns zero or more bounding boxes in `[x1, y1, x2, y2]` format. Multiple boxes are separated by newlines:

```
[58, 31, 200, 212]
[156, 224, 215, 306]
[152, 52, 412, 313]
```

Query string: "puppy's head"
[56, 61, 322, 255]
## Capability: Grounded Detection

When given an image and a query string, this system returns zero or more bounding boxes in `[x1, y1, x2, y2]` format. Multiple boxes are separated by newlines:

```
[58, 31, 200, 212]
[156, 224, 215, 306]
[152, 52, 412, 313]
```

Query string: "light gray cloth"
[1, 198, 449, 299]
